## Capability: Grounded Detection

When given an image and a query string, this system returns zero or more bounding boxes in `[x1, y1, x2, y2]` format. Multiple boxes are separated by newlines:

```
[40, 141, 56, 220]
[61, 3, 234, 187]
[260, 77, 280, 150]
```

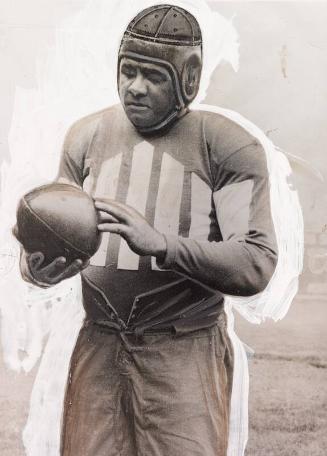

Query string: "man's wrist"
[152, 232, 167, 262]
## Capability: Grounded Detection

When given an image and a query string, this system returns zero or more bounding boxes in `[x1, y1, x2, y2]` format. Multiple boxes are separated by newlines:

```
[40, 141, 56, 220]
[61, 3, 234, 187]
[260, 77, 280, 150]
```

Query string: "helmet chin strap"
[133, 105, 189, 135]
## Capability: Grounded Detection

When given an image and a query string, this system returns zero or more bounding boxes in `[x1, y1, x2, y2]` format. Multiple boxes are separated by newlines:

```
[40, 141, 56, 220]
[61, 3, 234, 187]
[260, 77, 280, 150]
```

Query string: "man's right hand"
[20, 248, 89, 288]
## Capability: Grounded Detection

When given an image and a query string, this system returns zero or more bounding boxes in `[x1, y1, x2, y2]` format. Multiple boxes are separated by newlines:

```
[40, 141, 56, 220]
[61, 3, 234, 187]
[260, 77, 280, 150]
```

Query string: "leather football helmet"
[118, 4, 202, 133]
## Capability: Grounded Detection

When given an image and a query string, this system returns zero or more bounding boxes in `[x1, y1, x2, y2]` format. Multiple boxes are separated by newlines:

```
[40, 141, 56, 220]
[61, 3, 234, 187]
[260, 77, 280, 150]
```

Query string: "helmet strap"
[136, 106, 189, 135]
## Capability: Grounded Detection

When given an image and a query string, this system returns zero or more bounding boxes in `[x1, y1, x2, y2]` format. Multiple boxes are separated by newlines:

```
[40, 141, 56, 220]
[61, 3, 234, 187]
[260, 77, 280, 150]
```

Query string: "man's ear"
[181, 54, 202, 103]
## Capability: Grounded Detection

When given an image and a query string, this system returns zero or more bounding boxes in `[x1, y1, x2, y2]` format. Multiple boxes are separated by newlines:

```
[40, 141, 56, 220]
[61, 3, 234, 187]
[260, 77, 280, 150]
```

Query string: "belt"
[81, 275, 225, 335]
[83, 312, 227, 354]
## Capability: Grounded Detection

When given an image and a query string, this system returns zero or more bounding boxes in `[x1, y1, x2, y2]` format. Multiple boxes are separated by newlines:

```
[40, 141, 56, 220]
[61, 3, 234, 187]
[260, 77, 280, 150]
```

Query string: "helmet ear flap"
[181, 53, 202, 104]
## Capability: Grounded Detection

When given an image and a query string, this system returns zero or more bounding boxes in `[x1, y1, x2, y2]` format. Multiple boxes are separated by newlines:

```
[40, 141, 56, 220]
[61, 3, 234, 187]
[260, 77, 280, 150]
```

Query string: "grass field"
[0, 298, 326, 455]
[236, 298, 327, 456]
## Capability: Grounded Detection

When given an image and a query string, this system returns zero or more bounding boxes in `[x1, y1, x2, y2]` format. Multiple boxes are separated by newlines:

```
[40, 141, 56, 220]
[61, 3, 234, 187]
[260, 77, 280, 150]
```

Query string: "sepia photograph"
[0, 1, 326, 455]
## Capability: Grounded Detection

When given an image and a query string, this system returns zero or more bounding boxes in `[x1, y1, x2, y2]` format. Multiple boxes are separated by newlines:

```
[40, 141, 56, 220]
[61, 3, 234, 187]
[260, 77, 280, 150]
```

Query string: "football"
[13, 183, 101, 265]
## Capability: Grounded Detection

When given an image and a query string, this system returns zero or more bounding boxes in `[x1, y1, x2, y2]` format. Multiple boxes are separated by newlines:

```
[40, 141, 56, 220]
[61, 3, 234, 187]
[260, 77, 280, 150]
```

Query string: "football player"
[20, 5, 278, 455]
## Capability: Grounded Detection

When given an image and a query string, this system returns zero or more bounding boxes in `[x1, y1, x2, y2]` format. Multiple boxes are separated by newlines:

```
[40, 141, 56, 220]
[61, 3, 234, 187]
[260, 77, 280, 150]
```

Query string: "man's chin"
[125, 110, 157, 130]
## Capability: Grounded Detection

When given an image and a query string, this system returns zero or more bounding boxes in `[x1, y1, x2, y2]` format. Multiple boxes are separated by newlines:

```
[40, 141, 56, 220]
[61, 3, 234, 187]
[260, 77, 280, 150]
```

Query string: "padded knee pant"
[61, 318, 233, 456]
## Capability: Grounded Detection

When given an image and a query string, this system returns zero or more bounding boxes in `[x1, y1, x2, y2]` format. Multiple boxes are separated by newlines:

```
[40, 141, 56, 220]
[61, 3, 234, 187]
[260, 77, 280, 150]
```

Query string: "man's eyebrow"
[121, 62, 135, 69]
[142, 67, 167, 78]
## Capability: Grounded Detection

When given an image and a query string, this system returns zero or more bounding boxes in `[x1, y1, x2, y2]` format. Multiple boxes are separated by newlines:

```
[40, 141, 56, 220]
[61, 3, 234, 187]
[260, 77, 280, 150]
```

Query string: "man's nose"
[128, 73, 147, 97]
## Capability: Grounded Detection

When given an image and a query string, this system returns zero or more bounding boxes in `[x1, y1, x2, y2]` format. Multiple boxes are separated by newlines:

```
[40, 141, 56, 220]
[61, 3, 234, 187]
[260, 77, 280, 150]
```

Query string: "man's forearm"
[157, 234, 278, 296]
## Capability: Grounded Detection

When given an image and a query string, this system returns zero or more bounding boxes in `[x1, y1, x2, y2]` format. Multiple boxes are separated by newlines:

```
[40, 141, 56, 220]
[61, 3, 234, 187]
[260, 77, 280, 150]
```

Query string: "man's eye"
[121, 67, 136, 78]
[148, 75, 163, 84]
[145, 71, 167, 84]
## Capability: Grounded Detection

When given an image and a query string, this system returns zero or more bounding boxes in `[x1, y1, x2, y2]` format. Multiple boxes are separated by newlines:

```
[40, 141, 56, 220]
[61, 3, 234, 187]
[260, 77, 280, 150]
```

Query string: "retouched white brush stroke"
[194, 103, 304, 454]
[0, 1, 303, 455]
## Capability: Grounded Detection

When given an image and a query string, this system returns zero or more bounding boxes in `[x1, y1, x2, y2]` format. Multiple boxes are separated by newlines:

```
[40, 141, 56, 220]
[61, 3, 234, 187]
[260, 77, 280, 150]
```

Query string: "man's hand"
[95, 199, 167, 259]
[20, 248, 89, 288]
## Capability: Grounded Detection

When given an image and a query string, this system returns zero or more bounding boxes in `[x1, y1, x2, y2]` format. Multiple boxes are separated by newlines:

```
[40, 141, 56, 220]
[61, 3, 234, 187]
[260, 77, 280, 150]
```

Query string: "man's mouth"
[125, 101, 150, 109]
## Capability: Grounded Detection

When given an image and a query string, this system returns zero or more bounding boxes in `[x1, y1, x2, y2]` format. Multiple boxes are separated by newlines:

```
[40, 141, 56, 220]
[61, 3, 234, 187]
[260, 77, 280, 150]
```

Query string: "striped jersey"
[57, 104, 277, 324]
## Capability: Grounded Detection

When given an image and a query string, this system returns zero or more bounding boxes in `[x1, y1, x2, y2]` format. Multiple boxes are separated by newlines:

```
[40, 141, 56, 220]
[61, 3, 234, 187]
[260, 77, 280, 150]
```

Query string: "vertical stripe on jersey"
[213, 179, 253, 241]
[138, 146, 163, 271]
[178, 170, 192, 237]
[117, 141, 154, 270]
[152, 153, 184, 270]
[105, 147, 133, 267]
[189, 173, 212, 240]
[90, 153, 122, 266]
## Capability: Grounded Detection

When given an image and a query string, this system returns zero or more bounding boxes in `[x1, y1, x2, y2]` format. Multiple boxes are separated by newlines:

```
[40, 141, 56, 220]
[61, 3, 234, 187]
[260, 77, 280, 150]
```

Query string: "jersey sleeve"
[157, 128, 278, 297]
[56, 112, 101, 187]
[56, 124, 86, 187]
[57, 151, 82, 187]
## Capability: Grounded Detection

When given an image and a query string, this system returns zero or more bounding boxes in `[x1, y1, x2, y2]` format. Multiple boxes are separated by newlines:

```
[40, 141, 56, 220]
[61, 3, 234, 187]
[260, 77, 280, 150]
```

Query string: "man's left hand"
[95, 199, 167, 260]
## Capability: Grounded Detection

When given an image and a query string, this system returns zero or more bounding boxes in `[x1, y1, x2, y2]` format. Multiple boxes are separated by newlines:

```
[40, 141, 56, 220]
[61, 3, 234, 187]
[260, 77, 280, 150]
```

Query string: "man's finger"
[95, 200, 131, 222]
[98, 223, 127, 236]
[106, 200, 136, 216]
[81, 259, 90, 269]
[41, 256, 67, 275]
[28, 252, 45, 270]
[54, 259, 84, 282]
[104, 200, 143, 220]
[98, 211, 119, 223]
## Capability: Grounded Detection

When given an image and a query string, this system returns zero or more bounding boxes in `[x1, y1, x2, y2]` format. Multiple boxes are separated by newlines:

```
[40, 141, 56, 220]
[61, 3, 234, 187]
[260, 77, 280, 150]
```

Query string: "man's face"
[118, 57, 177, 130]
